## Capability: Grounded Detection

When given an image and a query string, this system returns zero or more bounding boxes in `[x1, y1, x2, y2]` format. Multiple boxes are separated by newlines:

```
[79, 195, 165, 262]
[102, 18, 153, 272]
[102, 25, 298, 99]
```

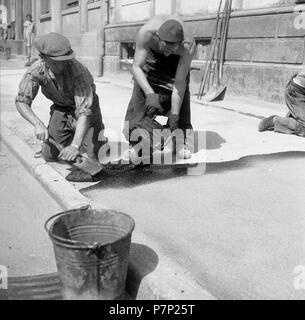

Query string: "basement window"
[194, 38, 211, 61]
[120, 42, 136, 71]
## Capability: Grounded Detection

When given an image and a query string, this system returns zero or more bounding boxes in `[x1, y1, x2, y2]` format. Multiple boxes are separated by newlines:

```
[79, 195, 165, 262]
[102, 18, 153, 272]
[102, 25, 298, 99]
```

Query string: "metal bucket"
[44, 206, 135, 300]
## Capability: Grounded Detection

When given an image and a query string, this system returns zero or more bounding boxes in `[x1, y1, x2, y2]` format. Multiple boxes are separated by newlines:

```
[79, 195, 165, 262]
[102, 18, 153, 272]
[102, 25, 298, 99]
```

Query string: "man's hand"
[35, 122, 49, 142]
[145, 93, 164, 118]
[58, 145, 80, 162]
[168, 113, 180, 132]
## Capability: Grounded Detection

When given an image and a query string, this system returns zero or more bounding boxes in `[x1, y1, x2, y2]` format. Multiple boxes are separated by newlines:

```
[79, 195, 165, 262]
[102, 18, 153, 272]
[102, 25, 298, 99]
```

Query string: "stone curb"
[0, 120, 217, 300]
[0, 122, 90, 210]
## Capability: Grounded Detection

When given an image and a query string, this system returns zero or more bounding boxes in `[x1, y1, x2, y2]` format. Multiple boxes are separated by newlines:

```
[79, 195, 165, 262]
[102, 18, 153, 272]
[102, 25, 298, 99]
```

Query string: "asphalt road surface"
[0, 142, 61, 277]
[81, 151, 305, 300]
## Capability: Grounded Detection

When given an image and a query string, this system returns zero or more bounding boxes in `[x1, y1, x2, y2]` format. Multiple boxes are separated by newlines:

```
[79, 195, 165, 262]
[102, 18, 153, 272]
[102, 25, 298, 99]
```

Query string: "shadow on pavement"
[204, 131, 226, 151]
[2, 242, 159, 300]
[126, 243, 159, 300]
[1, 244, 159, 300]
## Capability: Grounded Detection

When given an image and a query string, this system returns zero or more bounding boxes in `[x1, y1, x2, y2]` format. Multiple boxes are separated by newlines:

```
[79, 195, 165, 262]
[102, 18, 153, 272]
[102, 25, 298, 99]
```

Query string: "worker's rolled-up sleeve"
[15, 72, 39, 106]
[74, 74, 94, 119]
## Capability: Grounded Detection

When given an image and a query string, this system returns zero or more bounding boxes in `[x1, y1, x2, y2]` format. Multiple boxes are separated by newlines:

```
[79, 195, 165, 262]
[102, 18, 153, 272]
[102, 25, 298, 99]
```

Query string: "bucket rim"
[44, 206, 136, 250]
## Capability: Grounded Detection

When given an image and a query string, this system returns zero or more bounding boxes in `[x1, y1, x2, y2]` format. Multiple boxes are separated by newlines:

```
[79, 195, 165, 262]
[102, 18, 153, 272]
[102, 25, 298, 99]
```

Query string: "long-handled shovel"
[206, 0, 228, 100]
[198, 0, 223, 100]
[219, 0, 232, 83]
[205, 0, 232, 102]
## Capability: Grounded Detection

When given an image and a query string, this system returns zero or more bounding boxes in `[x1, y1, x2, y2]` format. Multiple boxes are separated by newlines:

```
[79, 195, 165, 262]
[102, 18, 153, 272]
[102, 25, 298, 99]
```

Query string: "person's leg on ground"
[175, 81, 193, 159]
[41, 106, 74, 161]
[258, 115, 277, 132]
[285, 76, 305, 126]
[273, 116, 305, 137]
[123, 82, 148, 161]
[81, 111, 108, 161]
[123, 82, 147, 141]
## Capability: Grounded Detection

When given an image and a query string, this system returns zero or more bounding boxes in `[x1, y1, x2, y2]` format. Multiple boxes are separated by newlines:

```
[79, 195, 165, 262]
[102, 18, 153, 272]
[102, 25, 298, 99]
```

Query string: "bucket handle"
[44, 205, 94, 249]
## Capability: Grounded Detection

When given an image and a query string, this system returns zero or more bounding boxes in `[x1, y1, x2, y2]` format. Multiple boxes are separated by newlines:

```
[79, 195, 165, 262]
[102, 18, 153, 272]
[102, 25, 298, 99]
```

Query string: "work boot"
[123, 147, 138, 163]
[34, 147, 42, 159]
[176, 133, 194, 160]
[273, 116, 298, 135]
[258, 115, 276, 132]
[177, 143, 193, 159]
[294, 123, 305, 137]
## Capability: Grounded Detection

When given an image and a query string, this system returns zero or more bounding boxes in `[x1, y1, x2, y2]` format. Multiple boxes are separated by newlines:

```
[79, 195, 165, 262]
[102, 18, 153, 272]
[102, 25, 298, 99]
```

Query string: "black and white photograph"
[1, 0, 305, 305]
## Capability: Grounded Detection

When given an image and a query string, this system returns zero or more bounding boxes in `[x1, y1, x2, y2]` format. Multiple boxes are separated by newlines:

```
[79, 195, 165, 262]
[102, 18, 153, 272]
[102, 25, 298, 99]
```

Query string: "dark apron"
[142, 49, 180, 92]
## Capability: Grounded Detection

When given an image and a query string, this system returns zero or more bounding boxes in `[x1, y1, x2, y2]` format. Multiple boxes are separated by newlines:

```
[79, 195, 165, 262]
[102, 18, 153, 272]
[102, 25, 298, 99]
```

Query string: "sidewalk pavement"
[98, 73, 288, 119]
[1, 64, 305, 299]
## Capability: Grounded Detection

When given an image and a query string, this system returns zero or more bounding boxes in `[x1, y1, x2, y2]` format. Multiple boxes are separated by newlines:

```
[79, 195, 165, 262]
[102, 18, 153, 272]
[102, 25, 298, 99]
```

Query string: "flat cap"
[34, 32, 75, 61]
[158, 19, 184, 43]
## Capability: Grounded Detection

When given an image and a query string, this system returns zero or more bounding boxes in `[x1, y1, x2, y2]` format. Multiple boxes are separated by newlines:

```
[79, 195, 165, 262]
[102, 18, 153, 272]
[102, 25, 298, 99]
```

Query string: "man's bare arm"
[71, 116, 89, 148]
[132, 30, 154, 95]
[16, 102, 49, 142]
[171, 41, 196, 115]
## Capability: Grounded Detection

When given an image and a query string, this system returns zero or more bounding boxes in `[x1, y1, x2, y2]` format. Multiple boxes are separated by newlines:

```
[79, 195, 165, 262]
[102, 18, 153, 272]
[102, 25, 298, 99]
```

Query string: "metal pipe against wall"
[51, 0, 62, 33]
[80, 0, 88, 33]
[15, 0, 24, 41]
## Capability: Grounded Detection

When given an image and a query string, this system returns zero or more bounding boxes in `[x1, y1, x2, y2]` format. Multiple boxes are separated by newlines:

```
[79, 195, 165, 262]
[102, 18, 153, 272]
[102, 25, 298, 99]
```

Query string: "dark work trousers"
[42, 103, 105, 162]
[285, 75, 305, 127]
[273, 74, 305, 137]
[123, 79, 193, 141]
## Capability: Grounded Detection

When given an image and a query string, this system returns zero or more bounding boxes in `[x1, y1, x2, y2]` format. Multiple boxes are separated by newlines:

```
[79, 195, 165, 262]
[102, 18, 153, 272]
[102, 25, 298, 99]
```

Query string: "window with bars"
[194, 38, 211, 61]
[120, 42, 136, 71]
[121, 42, 136, 60]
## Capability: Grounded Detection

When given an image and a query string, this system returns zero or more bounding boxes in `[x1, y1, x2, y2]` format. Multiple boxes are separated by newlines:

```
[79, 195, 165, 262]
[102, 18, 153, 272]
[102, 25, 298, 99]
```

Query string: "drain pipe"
[100, 0, 109, 77]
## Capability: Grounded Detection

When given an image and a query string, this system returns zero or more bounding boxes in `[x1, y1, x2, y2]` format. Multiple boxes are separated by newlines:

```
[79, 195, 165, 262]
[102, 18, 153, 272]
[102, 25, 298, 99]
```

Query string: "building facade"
[1, 0, 305, 105]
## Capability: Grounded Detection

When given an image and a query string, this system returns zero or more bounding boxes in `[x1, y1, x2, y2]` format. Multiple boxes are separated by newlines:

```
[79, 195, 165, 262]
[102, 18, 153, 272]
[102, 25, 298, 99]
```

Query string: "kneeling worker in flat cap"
[123, 15, 196, 160]
[15, 32, 108, 181]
